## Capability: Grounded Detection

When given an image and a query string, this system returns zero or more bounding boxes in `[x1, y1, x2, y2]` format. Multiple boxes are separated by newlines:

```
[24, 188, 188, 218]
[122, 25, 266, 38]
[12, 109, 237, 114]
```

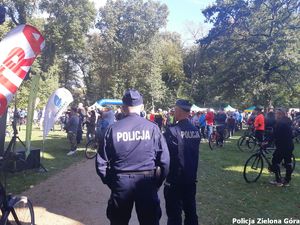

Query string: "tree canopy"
[0, 0, 299, 110]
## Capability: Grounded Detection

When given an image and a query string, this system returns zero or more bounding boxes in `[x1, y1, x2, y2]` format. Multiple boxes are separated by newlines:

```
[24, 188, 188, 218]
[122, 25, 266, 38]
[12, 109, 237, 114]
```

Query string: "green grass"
[198, 132, 300, 225]
[3, 125, 87, 194]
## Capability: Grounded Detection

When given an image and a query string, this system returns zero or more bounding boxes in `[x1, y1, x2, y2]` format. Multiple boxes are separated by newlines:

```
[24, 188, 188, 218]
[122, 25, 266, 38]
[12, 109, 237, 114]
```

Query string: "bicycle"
[209, 125, 226, 150]
[223, 127, 230, 140]
[0, 177, 34, 225]
[0, 151, 35, 225]
[243, 144, 296, 183]
[237, 127, 274, 152]
[237, 134, 257, 152]
[85, 138, 98, 159]
[292, 125, 300, 144]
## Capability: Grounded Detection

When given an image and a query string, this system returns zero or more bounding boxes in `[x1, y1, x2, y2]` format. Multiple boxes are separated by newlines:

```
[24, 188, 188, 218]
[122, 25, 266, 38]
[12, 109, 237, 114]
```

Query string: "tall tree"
[39, 0, 96, 90]
[94, 0, 168, 98]
[197, 0, 300, 107]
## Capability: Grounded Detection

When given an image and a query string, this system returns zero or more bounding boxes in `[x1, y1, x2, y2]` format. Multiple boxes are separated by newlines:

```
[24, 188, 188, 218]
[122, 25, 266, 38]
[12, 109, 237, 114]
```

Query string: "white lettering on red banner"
[0, 25, 45, 116]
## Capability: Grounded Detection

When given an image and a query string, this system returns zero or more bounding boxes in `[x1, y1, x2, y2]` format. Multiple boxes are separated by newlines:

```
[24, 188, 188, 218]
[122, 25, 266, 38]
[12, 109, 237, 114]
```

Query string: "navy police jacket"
[164, 119, 200, 184]
[96, 113, 170, 187]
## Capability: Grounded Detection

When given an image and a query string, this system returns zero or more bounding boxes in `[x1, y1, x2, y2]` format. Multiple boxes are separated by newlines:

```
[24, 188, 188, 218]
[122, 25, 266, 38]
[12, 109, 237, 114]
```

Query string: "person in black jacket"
[164, 99, 201, 225]
[270, 108, 294, 187]
[96, 89, 169, 225]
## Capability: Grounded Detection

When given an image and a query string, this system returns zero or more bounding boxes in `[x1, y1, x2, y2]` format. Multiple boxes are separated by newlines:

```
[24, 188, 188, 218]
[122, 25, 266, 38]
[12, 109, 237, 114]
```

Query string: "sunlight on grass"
[223, 165, 244, 173]
[41, 152, 55, 160]
[228, 136, 240, 140]
[223, 166, 270, 175]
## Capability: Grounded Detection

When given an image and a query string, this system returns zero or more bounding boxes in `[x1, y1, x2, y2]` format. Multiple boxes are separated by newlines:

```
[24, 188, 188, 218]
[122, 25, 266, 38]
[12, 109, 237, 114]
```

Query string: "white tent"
[224, 105, 236, 112]
[191, 104, 202, 112]
[191, 105, 214, 112]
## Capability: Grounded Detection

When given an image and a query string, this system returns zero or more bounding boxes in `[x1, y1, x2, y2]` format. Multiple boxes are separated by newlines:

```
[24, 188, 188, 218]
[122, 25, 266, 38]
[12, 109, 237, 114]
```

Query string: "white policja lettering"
[117, 130, 151, 142]
[180, 131, 201, 139]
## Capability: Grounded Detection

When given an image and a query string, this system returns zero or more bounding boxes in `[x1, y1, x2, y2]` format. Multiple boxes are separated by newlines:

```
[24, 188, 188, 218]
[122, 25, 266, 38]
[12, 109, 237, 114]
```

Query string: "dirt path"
[22, 158, 167, 225]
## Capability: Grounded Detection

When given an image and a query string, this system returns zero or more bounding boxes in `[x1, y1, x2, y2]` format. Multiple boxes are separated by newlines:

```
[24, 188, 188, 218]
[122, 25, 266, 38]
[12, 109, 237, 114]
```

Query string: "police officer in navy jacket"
[164, 99, 201, 225]
[96, 89, 170, 225]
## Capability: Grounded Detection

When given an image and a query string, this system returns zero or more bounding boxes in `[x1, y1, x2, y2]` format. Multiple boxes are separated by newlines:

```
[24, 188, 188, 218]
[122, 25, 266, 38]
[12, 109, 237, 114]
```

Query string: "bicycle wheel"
[243, 154, 264, 183]
[237, 135, 256, 152]
[209, 132, 217, 150]
[293, 134, 300, 144]
[223, 128, 230, 140]
[8, 196, 34, 225]
[85, 140, 98, 159]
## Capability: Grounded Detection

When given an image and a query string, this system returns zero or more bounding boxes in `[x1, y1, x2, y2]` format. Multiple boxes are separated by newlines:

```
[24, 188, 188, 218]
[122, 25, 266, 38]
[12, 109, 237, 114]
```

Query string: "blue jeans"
[207, 125, 213, 139]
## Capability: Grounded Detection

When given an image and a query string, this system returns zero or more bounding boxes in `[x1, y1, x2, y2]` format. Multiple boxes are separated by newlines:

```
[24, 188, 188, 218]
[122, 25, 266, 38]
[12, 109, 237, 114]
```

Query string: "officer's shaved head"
[123, 104, 143, 115]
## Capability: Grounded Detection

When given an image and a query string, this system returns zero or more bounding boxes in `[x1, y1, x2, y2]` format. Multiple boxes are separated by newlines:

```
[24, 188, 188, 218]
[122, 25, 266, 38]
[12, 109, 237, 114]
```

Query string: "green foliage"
[1, 0, 38, 24]
[86, 0, 169, 106]
[2, 0, 298, 111]
[39, 0, 96, 91]
[196, 0, 300, 108]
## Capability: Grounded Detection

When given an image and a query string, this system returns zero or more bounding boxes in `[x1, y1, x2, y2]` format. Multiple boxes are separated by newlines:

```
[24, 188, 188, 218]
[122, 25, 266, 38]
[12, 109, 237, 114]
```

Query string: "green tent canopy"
[244, 106, 255, 112]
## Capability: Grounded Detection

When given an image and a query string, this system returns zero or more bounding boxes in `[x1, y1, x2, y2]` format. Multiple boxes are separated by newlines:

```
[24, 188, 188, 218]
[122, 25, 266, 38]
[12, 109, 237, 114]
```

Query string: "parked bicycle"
[0, 175, 34, 225]
[237, 134, 257, 152]
[0, 152, 35, 224]
[243, 144, 296, 183]
[237, 127, 274, 152]
[85, 138, 98, 159]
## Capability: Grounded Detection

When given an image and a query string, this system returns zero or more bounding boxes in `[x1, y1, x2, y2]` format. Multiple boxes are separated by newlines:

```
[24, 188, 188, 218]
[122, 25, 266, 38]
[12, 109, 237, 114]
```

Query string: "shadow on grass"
[198, 135, 300, 225]
[2, 131, 88, 195]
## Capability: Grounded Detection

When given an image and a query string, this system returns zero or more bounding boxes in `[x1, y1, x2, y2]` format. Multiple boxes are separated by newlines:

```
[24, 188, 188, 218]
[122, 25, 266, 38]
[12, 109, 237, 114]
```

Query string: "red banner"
[0, 24, 45, 116]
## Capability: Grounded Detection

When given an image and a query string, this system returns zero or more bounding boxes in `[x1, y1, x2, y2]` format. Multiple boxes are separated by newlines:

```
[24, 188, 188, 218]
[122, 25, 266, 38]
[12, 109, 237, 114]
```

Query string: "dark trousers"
[255, 130, 264, 143]
[107, 174, 161, 225]
[200, 126, 206, 139]
[164, 182, 198, 225]
[216, 125, 225, 144]
[271, 148, 293, 182]
[77, 129, 83, 144]
[228, 125, 234, 137]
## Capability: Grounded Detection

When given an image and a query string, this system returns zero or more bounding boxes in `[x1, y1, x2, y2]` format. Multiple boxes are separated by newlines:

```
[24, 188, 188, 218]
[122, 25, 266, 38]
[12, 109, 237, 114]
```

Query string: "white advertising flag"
[43, 88, 73, 139]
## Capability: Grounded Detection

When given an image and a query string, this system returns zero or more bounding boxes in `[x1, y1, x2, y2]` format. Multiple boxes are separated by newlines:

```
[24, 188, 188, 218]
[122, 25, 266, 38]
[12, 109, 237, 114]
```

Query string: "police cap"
[122, 89, 143, 106]
[176, 99, 192, 112]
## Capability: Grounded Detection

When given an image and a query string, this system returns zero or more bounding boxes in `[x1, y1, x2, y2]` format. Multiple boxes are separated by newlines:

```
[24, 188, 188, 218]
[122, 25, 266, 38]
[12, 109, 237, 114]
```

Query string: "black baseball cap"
[176, 99, 192, 112]
[122, 89, 143, 106]
[255, 105, 264, 111]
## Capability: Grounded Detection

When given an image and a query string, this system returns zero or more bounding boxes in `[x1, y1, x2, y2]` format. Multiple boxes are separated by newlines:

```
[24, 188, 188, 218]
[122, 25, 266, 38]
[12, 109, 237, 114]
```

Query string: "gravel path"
[22, 158, 167, 225]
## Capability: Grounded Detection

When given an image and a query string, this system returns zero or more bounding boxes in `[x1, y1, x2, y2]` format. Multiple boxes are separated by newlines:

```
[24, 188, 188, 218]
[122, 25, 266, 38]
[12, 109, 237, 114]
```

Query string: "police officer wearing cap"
[96, 88, 170, 225]
[164, 99, 201, 225]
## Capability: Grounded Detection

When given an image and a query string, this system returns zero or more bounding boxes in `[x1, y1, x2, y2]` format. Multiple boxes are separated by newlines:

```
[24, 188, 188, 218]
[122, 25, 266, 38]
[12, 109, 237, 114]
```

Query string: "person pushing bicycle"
[269, 108, 294, 187]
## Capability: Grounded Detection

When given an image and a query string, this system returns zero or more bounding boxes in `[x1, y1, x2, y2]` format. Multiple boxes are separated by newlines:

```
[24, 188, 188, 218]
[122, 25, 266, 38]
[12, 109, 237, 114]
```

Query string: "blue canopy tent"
[88, 99, 123, 110]
[95, 99, 123, 107]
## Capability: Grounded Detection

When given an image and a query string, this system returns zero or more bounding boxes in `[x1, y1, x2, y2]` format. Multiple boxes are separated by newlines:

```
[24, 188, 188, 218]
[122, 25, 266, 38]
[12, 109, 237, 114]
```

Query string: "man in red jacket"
[254, 106, 265, 143]
[206, 108, 214, 139]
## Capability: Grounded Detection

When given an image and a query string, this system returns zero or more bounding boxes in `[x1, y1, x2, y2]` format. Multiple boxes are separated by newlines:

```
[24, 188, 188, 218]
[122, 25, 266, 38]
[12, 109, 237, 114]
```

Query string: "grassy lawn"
[198, 132, 300, 225]
[2, 125, 87, 194]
